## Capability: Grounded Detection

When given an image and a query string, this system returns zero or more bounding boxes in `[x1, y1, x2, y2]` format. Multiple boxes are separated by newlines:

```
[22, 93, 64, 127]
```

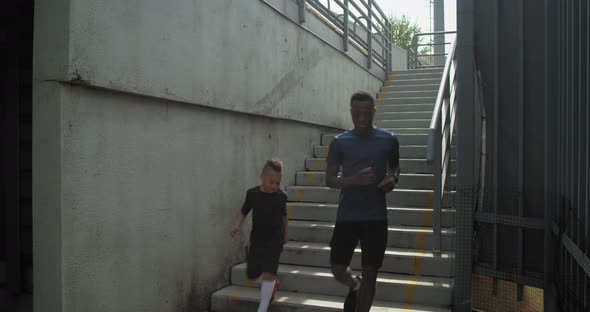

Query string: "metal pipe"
[298, 0, 306, 23]
[517, 0, 525, 301]
[343, 0, 349, 51]
[492, 0, 499, 294]
[367, 0, 372, 69]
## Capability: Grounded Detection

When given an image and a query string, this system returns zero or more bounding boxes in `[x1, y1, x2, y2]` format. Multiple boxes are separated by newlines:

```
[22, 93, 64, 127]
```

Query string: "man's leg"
[358, 220, 388, 312]
[331, 264, 357, 288]
[357, 266, 378, 312]
[330, 222, 361, 311]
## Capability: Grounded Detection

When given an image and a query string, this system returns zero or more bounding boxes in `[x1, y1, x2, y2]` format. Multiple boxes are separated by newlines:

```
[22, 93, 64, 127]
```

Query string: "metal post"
[517, 0, 525, 301]
[298, 0, 306, 24]
[388, 20, 392, 74]
[413, 36, 419, 69]
[433, 0, 445, 66]
[343, 0, 349, 51]
[367, 0, 373, 69]
[455, 0, 475, 310]
[433, 113, 442, 255]
[492, 0, 500, 295]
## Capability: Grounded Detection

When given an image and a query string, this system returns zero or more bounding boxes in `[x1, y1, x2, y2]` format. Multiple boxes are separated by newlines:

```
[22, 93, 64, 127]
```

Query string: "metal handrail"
[426, 38, 457, 255]
[408, 31, 456, 69]
[303, 0, 393, 76]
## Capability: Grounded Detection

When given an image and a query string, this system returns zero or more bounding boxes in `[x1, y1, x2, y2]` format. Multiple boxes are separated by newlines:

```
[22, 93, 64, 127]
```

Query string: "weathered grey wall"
[33, 0, 382, 311]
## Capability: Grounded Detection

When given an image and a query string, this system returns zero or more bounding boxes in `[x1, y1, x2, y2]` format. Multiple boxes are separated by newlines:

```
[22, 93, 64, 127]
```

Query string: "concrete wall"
[33, 0, 383, 311]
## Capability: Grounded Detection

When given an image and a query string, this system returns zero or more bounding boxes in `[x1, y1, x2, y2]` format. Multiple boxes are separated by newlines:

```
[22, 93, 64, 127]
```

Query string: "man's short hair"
[350, 90, 375, 107]
[263, 157, 283, 173]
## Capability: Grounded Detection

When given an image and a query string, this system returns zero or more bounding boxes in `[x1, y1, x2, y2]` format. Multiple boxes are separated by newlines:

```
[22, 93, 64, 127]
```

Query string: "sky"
[373, 0, 457, 34]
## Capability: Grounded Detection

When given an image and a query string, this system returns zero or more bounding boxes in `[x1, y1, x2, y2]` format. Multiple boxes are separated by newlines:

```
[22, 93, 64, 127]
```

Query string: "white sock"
[257, 280, 276, 312]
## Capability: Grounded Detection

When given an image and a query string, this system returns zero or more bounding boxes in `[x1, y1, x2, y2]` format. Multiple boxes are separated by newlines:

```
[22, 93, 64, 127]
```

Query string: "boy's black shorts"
[246, 240, 283, 279]
[330, 220, 388, 269]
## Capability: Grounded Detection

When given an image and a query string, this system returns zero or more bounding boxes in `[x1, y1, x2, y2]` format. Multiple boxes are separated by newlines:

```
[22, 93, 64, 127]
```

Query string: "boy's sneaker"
[343, 276, 362, 312]
[270, 277, 280, 303]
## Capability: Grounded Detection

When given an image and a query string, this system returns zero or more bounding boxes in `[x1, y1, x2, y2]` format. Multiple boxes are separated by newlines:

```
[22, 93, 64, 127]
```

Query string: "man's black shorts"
[246, 240, 283, 279]
[330, 220, 388, 269]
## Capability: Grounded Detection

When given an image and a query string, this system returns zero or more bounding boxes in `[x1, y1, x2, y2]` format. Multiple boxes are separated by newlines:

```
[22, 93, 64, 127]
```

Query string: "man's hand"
[378, 175, 396, 193]
[355, 167, 376, 186]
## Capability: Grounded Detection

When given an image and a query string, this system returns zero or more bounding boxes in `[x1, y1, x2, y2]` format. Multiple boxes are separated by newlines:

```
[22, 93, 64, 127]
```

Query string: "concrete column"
[434, 0, 445, 65]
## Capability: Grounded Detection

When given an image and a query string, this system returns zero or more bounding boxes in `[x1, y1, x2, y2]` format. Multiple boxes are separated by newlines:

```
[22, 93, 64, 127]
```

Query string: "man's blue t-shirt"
[327, 128, 400, 222]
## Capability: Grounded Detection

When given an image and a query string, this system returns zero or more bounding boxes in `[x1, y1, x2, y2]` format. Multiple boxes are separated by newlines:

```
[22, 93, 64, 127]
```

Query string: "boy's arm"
[283, 216, 288, 244]
[230, 212, 245, 237]
[230, 192, 251, 237]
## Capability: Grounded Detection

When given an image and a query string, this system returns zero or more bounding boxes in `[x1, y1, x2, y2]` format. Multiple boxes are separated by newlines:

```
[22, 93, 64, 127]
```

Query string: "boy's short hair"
[350, 90, 375, 107]
[263, 158, 283, 174]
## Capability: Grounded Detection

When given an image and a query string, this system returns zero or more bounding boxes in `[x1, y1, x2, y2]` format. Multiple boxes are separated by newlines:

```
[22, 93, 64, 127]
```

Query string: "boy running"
[230, 158, 288, 312]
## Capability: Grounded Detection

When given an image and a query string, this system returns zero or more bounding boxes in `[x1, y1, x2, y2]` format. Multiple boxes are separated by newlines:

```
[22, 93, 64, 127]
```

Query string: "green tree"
[389, 15, 429, 54]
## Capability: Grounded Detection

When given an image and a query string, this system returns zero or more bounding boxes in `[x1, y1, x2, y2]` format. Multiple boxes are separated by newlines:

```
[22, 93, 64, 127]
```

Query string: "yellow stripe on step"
[297, 188, 305, 202]
[306, 172, 315, 186]
[227, 276, 255, 309]
[403, 192, 434, 308]
[376, 71, 398, 110]
[287, 203, 295, 220]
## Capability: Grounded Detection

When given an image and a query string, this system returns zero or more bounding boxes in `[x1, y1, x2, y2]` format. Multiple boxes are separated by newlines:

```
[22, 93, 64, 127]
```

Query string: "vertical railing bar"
[343, 0, 349, 51]
[578, 0, 588, 305]
[586, 0, 590, 304]
[433, 109, 442, 255]
[298, 0, 307, 23]
[516, 0, 525, 301]
[367, 0, 372, 69]
[492, 0, 500, 295]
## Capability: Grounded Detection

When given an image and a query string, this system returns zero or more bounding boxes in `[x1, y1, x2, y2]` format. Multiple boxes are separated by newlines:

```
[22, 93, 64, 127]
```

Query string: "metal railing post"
[433, 112, 443, 255]
[343, 0, 349, 51]
[367, 0, 373, 69]
[298, 0, 306, 24]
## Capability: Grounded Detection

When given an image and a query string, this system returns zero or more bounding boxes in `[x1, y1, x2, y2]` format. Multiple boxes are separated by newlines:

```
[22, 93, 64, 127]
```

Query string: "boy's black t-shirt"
[241, 186, 288, 244]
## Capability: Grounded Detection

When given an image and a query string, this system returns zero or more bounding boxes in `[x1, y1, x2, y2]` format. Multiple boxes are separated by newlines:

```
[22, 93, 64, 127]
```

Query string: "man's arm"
[378, 135, 401, 193]
[326, 163, 375, 189]
[325, 138, 374, 189]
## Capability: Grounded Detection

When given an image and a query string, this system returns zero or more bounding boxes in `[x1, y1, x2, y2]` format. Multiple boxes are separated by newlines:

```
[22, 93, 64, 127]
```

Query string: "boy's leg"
[257, 272, 276, 312]
[357, 220, 388, 312]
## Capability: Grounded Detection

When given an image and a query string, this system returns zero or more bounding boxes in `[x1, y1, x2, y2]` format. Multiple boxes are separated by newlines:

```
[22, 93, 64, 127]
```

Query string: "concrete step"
[377, 103, 435, 113]
[387, 84, 440, 92]
[394, 68, 444, 75]
[321, 133, 429, 146]
[393, 72, 443, 80]
[286, 186, 454, 207]
[374, 111, 432, 121]
[288, 220, 455, 250]
[281, 241, 455, 277]
[380, 97, 437, 105]
[382, 90, 439, 99]
[287, 202, 455, 227]
[211, 285, 452, 312]
[375, 119, 431, 128]
[313, 144, 434, 159]
[295, 171, 456, 190]
[389, 78, 441, 86]
[304, 158, 456, 174]
[230, 263, 454, 306]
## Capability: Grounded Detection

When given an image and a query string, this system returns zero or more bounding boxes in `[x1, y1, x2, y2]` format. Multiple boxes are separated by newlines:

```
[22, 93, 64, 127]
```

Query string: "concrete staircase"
[211, 68, 455, 311]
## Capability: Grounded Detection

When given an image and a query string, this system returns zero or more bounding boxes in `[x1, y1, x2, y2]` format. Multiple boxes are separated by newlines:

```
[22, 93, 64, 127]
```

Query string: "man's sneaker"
[343, 276, 362, 312]
[270, 276, 280, 303]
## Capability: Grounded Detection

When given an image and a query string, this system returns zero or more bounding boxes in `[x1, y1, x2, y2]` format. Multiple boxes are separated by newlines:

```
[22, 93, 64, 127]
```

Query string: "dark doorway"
[1, 0, 34, 311]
